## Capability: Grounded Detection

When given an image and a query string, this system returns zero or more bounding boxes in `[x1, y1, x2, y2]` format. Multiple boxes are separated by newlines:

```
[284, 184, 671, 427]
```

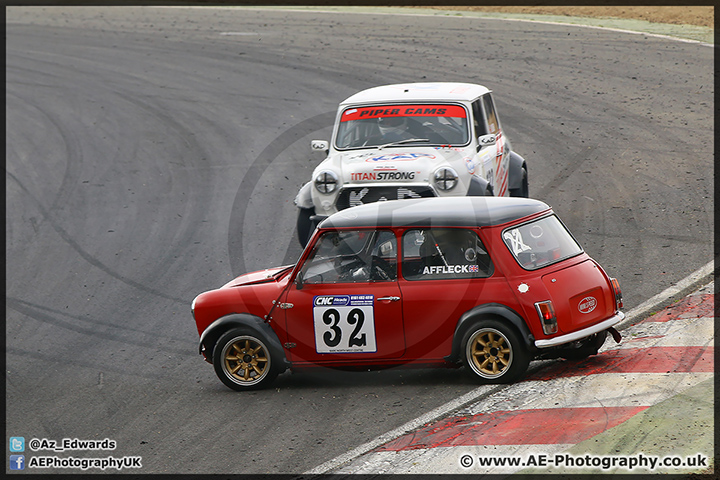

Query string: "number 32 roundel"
[313, 295, 377, 354]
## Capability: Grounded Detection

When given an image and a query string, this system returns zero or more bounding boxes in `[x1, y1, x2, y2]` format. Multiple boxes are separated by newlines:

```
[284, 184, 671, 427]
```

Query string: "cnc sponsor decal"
[341, 104, 467, 122]
[422, 265, 479, 275]
[313, 295, 377, 353]
[366, 152, 436, 162]
[350, 171, 417, 181]
[578, 296, 598, 314]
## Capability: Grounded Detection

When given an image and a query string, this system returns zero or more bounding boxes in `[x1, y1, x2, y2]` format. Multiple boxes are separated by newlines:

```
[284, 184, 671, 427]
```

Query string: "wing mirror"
[478, 134, 497, 148]
[311, 140, 329, 153]
[295, 270, 304, 290]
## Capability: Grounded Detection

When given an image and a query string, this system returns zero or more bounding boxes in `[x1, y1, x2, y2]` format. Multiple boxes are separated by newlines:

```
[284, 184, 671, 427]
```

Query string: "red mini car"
[192, 197, 624, 391]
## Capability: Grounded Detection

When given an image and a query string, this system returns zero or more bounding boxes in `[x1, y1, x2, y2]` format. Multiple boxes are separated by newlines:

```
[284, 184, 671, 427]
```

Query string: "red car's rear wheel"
[462, 319, 530, 383]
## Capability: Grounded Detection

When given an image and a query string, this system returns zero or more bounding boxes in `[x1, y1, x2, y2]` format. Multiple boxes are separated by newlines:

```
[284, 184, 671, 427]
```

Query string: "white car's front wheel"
[510, 166, 529, 198]
[296, 207, 315, 247]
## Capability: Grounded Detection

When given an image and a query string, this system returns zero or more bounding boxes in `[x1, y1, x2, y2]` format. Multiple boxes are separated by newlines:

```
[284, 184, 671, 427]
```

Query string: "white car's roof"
[340, 82, 491, 106]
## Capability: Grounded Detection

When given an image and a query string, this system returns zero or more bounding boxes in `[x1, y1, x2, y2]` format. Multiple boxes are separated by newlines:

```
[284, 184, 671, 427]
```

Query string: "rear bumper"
[534, 311, 625, 348]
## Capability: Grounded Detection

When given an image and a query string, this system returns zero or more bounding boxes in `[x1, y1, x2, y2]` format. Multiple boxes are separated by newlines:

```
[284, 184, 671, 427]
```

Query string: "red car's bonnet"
[222, 265, 293, 288]
[194, 266, 293, 335]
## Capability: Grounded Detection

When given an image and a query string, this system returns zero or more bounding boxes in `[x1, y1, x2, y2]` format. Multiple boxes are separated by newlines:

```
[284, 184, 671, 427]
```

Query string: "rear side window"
[401, 228, 493, 280]
[482, 94, 500, 135]
[502, 215, 582, 270]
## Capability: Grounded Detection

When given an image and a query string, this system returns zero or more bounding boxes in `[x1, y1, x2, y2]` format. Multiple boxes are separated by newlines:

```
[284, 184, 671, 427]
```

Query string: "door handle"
[377, 296, 400, 302]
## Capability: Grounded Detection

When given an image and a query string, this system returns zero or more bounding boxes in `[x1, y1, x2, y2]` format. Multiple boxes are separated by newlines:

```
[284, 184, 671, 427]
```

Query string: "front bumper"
[534, 311, 625, 348]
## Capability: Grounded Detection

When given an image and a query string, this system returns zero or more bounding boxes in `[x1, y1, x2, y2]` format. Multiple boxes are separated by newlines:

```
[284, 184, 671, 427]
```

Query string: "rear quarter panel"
[497, 252, 616, 342]
[540, 258, 616, 333]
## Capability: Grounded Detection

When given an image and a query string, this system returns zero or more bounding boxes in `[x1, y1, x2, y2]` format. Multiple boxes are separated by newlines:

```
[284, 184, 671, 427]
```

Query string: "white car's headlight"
[314, 170, 338, 194]
[434, 167, 458, 191]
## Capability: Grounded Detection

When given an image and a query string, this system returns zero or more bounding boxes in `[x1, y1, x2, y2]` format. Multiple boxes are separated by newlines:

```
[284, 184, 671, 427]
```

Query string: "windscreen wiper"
[377, 138, 429, 150]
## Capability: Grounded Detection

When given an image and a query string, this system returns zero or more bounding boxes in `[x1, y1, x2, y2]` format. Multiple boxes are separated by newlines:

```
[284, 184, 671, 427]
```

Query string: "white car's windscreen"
[335, 104, 469, 149]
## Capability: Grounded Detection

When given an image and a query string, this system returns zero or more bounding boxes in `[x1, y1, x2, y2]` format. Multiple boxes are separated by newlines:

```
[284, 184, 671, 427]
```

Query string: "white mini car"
[294, 82, 529, 245]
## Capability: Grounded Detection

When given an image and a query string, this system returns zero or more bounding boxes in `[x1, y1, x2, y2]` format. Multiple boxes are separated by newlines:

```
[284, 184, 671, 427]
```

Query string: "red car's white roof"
[340, 82, 491, 106]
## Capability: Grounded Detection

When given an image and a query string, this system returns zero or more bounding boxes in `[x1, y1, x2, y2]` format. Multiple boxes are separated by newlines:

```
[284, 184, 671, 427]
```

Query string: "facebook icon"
[10, 454, 25, 470]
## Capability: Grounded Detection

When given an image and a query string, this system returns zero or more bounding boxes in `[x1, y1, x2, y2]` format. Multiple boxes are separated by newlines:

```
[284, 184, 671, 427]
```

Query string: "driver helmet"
[378, 116, 407, 136]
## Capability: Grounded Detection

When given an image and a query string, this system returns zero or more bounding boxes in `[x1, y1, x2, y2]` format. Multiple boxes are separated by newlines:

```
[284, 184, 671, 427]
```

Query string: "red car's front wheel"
[213, 329, 279, 391]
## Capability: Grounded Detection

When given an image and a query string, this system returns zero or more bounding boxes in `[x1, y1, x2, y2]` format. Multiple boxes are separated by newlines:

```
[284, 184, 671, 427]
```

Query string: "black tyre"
[509, 166, 528, 198]
[462, 319, 530, 383]
[213, 328, 279, 391]
[297, 207, 315, 247]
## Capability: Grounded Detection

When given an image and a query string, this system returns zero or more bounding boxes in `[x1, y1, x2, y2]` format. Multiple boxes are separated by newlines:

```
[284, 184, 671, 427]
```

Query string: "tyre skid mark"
[7, 296, 192, 345]
[7, 170, 185, 304]
[5, 346, 180, 381]
[8, 48, 217, 304]
[6, 297, 192, 355]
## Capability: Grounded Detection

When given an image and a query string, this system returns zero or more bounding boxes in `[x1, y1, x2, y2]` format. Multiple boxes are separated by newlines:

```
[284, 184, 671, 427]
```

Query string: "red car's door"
[282, 229, 406, 365]
[397, 227, 499, 359]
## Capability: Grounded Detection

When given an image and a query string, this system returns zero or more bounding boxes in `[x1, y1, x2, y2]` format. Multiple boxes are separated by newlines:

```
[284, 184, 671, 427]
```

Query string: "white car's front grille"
[336, 185, 436, 210]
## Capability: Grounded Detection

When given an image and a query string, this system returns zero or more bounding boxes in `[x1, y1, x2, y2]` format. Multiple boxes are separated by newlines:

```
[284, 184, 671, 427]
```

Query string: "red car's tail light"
[535, 300, 558, 335]
[610, 277, 623, 310]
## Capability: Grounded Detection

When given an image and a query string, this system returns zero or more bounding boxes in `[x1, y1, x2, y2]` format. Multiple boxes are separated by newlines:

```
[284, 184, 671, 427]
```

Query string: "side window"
[300, 229, 397, 284]
[482, 94, 500, 135]
[471, 100, 487, 138]
[370, 230, 398, 281]
[401, 228, 493, 280]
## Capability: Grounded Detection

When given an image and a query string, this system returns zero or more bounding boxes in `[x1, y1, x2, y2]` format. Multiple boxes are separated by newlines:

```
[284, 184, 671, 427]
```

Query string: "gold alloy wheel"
[222, 336, 270, 385]
[468, 328, 513, 378]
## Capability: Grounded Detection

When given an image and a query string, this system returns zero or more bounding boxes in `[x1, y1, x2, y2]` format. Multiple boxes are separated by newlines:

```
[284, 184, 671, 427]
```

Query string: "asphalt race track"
[5, 6, 713, 474]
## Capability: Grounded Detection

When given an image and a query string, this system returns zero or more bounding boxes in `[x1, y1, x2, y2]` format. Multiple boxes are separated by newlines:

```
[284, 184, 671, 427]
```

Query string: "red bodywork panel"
[192, 201, 622, 371]
[192, 267, 292, 339]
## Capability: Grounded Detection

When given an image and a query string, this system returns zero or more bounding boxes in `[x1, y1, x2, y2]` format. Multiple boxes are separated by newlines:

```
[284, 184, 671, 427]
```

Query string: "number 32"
[322, 308, 366, 348]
